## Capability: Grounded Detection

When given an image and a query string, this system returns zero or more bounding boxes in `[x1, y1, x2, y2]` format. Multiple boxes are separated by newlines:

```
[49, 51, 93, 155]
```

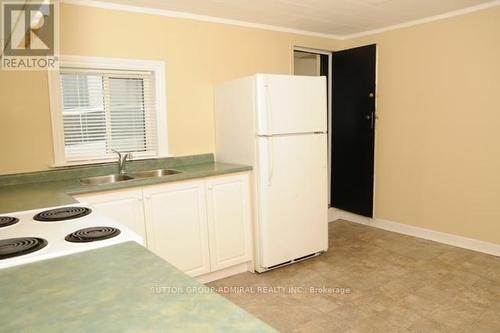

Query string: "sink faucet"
[112, 149, 132, 175]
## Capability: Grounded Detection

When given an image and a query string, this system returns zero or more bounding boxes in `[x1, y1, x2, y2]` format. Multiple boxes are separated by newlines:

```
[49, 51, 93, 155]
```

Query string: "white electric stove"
[0, 204, 143, 269]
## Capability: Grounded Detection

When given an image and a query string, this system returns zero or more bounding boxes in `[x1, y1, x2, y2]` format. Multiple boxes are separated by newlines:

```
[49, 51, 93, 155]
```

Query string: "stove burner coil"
[34, 207, 92, 222]
[0, 216, 19, 228]
[0, 237, 48, 260]
[65, 226, 121, 243]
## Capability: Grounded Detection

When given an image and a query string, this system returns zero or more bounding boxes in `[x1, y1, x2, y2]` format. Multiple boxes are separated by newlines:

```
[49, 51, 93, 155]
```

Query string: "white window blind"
[59, 68, 158, 162]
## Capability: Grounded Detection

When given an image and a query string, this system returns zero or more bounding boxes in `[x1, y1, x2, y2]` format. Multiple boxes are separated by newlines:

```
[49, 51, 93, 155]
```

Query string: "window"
[49, 56, 168, 166]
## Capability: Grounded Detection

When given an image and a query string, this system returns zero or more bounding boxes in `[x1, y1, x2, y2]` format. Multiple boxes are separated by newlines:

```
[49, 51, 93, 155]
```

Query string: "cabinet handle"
[145, 195, 151, 200]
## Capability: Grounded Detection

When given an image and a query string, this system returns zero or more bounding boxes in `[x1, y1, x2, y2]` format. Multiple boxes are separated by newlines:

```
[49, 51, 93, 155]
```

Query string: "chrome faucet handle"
[111, 149, 122, 160]
[112, 149, 126, 174]
[111, 150, 132, 160]
[111, 150, 133, 174]
[120, 152, 133, 175]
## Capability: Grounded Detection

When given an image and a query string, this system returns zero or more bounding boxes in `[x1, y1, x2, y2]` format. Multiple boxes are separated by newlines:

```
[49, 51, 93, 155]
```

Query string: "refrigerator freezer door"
[256, 133, 328, 268]
[256, 74, 327, 136]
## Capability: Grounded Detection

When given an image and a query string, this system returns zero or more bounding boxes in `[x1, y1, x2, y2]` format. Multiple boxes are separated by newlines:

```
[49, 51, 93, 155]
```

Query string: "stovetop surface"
[0, 205, 143, 269]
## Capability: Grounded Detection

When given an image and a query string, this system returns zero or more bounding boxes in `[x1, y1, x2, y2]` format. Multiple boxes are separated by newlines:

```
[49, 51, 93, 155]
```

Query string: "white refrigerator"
[215, 74, 328, 272]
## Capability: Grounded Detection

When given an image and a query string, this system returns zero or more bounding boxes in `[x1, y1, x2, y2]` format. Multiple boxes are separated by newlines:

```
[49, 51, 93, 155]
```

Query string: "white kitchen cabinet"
[73, 188, 147, 243]
[206, 174, 252, 271]
[143, 180, 211, 277]
[72, 172, 252, 280]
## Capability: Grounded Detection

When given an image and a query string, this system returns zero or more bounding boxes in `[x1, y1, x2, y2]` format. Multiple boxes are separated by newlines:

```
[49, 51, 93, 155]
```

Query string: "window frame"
[48, 55, 169, 167]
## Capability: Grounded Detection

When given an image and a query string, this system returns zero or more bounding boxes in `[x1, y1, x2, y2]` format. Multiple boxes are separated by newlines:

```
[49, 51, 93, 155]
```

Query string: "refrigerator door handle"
[265, 83, 273, 135]
[268, 136, 274, 186]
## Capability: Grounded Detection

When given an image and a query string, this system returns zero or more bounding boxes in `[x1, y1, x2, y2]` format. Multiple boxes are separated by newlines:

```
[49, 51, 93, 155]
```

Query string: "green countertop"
[0, 160, 251, 214]
[0, 242, 274, 332]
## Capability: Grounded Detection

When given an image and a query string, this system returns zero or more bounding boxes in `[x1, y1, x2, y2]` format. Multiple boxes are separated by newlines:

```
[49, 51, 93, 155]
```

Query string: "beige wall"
[0, 3, 338, 174]
[1, 4, 499, 245]
[340, 7, 500, 244]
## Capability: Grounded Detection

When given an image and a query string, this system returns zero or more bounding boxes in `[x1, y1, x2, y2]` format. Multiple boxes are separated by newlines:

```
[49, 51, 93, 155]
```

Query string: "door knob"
[365, 113, 375, 129]
[369, 92, 374, 98]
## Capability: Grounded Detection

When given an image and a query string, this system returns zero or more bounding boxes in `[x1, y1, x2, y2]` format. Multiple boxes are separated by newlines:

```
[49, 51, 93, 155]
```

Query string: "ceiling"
[97, 0, 497, 37]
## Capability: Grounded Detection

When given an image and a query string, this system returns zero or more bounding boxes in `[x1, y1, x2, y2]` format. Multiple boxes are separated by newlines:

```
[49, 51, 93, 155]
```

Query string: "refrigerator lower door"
[256, 133, 328, 269]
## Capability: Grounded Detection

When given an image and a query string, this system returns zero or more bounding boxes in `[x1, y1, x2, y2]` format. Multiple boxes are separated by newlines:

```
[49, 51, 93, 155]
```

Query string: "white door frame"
[292, 46, 333, 206]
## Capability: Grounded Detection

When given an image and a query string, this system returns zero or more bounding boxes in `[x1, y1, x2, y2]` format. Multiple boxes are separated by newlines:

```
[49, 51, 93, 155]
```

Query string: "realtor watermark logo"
[1, 1, 59, 70]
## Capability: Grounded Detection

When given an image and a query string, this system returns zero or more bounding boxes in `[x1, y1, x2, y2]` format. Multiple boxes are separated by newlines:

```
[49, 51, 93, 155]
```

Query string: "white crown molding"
[62, 0, 500, 41]
[329, 208, 500, 257]
[61, 0, 343, 40]
[342, 0, 500, 40]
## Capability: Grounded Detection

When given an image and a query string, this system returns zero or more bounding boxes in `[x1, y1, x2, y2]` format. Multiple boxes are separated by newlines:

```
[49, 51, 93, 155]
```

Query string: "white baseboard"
[195, 262, 250, 284]
[328, 208, 500, 257]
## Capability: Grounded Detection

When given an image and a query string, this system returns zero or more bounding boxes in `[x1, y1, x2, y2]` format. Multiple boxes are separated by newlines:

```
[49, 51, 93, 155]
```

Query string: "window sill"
[50, 154, 172, 168]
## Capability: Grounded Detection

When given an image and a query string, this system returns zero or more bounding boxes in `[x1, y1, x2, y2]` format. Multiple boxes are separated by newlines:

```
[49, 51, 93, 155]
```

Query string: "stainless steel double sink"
[80, 169, 182, 185]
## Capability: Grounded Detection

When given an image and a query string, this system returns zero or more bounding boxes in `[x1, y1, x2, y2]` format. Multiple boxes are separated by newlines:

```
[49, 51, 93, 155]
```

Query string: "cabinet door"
[143, 180, 210, 277]
[206, 173, 252, 271]
[73, 189, 147, 243]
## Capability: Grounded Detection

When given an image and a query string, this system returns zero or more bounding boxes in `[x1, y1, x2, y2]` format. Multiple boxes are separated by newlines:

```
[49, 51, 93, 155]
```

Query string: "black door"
[331, 44, 376, 217]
